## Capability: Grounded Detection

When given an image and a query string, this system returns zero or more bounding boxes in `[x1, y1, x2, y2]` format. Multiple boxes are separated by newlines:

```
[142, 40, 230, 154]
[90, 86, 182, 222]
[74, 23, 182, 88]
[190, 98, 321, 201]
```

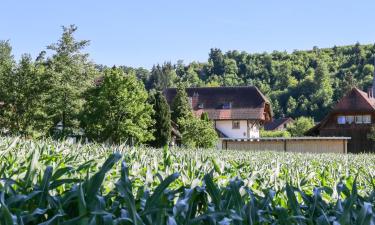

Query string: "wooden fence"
[220, 137, 351, 153]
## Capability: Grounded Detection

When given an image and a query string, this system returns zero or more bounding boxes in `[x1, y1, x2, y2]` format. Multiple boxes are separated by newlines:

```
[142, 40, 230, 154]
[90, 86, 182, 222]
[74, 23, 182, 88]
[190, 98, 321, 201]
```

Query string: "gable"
[332, 88, 375, 113]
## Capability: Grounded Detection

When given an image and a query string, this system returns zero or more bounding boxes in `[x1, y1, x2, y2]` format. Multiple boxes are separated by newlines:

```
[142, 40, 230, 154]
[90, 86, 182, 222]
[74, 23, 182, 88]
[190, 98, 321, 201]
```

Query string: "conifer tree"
[149, 91, 171, 147]
[171, 83, 192, 124]
[200, 112, 210, 121]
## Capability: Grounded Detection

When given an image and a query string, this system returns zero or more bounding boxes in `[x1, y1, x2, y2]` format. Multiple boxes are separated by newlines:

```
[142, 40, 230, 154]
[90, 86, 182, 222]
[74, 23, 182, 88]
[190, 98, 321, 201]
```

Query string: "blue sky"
[1, 0, 374, 69]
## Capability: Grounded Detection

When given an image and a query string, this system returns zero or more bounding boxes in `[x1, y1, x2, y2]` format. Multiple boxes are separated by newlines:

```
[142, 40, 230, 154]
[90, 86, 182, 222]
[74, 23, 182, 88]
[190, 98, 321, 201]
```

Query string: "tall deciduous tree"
[149, 91, 171, 147]
[0, 41, 51, 137]
[81, 68, 154, 144]
[45, 25, 97, 136]
[0, 55, 51, 136]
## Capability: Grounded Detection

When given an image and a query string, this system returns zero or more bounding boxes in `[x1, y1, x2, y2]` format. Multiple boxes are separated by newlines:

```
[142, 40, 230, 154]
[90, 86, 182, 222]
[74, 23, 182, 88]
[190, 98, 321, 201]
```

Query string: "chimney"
[368, 88, 373, 98]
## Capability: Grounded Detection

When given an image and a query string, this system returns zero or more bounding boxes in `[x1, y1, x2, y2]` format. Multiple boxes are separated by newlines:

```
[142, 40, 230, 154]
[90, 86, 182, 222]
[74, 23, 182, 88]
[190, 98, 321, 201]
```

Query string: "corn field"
[0, 137, 374, 224]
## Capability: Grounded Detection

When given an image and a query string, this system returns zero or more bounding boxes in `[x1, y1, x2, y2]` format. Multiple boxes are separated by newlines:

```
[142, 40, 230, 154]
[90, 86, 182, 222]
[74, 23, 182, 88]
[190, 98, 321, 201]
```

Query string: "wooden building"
[306, 87, 375, 153]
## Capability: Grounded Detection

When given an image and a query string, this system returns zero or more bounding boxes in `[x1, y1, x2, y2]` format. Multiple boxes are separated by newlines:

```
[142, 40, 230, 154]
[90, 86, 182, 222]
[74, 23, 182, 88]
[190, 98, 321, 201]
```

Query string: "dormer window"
[222, 102, 232, 109]
[198, 103, 204, 109]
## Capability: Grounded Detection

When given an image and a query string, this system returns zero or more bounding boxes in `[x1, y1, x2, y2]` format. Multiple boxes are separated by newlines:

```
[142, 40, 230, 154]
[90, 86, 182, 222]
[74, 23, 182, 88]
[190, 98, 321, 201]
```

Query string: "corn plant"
[0, 137, 374, 224]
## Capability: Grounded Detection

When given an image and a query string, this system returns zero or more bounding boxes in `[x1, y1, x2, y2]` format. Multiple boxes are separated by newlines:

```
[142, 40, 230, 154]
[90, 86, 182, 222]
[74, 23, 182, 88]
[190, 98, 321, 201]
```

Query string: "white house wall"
[215, 120, 260, 139]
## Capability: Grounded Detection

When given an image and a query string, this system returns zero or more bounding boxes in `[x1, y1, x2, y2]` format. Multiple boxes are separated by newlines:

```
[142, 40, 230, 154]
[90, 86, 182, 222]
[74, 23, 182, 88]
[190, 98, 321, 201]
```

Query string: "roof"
[164, 86, 271, 120]
[332, 87, 375, 113]
[220, 137, 351, 141]
[305, 87, 375, 136]
[264, 117, 294, 130]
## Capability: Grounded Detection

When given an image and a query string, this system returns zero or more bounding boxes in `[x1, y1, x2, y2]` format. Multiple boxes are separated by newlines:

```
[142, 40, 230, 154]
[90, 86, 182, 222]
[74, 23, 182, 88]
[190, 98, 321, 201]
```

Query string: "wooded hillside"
[118, 43, 375, 121]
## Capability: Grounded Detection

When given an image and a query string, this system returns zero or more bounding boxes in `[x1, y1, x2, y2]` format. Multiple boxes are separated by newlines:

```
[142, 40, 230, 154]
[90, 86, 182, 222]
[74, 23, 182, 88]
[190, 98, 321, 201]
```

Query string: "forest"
[118, 43, 375, 121]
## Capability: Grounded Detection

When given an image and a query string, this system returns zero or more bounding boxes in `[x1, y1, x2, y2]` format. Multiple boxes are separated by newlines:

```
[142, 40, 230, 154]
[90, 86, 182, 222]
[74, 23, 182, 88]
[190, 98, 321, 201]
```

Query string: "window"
[232, 121, 240, 129]
[222, 102, 232, 109]
[346, 116, 354, 124]
[355, 115, 363, 124]
[363, 115, 371, 124]
[337, 116, 346, 124]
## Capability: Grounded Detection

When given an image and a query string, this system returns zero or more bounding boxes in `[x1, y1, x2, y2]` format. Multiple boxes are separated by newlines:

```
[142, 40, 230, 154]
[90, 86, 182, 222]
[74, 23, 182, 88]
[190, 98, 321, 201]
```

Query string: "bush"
[260, 129, 291, 137]
[287, 116, 315, 136]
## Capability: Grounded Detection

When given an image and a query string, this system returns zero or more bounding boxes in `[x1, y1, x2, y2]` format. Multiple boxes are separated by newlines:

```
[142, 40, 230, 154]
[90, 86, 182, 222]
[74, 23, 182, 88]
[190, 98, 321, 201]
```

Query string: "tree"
[149, 91, 171, 148]
[45, 25, 97, 136]
[0, 55, 51, 137]
[287, 117, 314, 137]
[81, 68, 154, 144]
[209, 48, 225, 76]
[286, 97, 297, 116]
[148, 63, 178, 91]
[179, 116, 218, 148]
[313, 60, 333, 107]
[200, 112, 210, 121]
[170, 83, 217, 148]
[171, 83, 193, 124]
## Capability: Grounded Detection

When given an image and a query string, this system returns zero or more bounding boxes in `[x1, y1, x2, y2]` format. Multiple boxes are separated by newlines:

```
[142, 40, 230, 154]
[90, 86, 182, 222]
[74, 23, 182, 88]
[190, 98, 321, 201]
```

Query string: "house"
[264, 117, 294, 131]
[164, 86, 272, 139]
[306, 87, 375, 153]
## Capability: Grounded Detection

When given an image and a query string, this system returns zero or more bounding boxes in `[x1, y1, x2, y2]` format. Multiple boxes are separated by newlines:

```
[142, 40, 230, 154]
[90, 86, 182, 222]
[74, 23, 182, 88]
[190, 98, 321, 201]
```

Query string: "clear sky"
[1, 0, 374, 69]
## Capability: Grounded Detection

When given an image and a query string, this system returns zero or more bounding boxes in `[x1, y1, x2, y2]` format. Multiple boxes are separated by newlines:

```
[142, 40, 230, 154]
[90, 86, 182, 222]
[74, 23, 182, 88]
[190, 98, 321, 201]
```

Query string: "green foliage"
[147, 63, 178, 91]
[260, 129, 291, 137]
[171, 83, 193, 124]
[367, 125, 375, 141]
[149, 91, 171, 147]
[81, 68, 154, 144]
[200, 112, 210, 121]
[131, 43, 375, 121]
[287, 116, 315, 136]
[0, 44, 51, 137]
[0, 137, 375, 224]
[45, 25, 97, 136]
[179, 116, 218, 148]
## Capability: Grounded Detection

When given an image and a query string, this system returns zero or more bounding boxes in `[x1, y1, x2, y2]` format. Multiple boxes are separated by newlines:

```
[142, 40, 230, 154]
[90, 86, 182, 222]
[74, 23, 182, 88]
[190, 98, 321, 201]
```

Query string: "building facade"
[307, 87, 375, 153]
[165, 86, 272, 139]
